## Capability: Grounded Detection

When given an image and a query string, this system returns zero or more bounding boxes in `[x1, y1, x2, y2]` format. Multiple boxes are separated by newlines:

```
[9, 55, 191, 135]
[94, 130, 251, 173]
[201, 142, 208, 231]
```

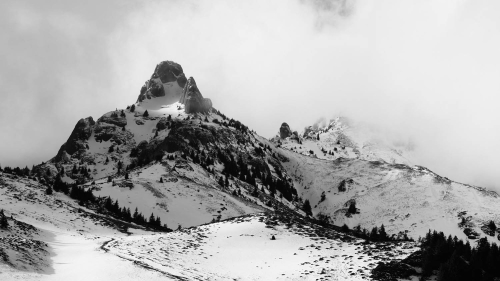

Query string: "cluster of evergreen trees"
[347, 224, 409, 242]
[0, 165, 31, 177]
[70, 185, 95, 204]
[52, 175, 70, 194]
[110, 110, 126, 118]
[70, 164, 91, 178]
[420, 230, 500, 281]
[103, 197, 169, 231]
[302, 199, 312, 216]
[217, 153, 297, 201]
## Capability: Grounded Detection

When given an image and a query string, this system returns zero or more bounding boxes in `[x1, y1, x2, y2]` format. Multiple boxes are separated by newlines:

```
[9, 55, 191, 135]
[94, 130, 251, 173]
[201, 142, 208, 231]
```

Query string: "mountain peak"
[136, 61, 212, 113]
[137, 60, 187, 106]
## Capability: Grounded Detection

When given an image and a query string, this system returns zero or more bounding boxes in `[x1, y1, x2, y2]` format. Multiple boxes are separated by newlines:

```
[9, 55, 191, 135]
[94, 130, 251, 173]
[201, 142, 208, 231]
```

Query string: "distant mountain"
[272, 116, 414, 165]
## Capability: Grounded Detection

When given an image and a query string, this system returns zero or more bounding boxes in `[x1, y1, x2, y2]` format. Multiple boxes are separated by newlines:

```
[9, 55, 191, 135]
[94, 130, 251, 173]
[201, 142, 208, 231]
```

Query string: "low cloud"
[1, 0, 499, 191]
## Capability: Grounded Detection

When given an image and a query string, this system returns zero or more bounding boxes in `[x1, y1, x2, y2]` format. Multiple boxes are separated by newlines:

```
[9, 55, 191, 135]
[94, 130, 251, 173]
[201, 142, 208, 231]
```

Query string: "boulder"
[279, 123, 292, 139]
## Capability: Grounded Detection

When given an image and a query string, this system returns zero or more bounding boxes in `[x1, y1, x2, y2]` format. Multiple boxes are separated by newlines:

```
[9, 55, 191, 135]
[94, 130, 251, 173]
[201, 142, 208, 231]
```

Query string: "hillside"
[279, 147, 500, 242]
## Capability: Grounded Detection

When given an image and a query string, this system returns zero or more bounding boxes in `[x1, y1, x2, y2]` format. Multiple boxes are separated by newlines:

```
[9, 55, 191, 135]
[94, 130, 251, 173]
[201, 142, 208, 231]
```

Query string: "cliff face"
[279, 123, 292, 139]
[137, 61, 187, 103]
[180, 77, 212, 114]
[53, 117, 95, 162]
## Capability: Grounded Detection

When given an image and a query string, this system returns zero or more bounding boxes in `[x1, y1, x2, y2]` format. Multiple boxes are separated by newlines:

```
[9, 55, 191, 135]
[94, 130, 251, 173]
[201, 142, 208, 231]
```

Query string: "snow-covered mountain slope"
[278, 148, 500, 242]
[0, 171, 174, 280]
[88, 161, 265, 228]
[274, 117, 414, 166]
[104, 214, 418, 281]
[1, 171, 420, 281]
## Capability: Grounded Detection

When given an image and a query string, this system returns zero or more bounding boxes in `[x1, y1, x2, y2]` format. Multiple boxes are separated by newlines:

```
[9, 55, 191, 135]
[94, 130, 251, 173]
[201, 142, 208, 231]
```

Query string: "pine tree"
[125, 173, 129, 180]
[0, 210, 8, 229]
[341, 224, 350, 232]
[370, 226, 379, 241]
[379, 224, 388, 241]
[302, 199, 312, 216]
[130, 104, 136, 112]
[133, 208, 139, 221]
[159, 177, 163, 183]
[143, 110, 149, 117]
[45, 186, 53, 195]
[104, 196, 113, 210]
[348, 201, 357, 214]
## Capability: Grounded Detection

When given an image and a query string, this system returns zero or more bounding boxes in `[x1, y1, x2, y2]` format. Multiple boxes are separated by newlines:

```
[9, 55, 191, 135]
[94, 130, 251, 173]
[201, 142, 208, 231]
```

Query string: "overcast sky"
[1, 0, 500, 191]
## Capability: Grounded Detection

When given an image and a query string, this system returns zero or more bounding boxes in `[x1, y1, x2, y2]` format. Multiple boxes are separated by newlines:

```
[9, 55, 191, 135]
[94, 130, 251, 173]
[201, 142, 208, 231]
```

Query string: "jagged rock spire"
[180, 77, 212, 114]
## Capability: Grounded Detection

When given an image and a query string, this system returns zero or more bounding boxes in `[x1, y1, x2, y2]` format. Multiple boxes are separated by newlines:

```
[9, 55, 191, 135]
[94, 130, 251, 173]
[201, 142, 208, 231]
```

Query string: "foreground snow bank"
[105, 214, 418, 280]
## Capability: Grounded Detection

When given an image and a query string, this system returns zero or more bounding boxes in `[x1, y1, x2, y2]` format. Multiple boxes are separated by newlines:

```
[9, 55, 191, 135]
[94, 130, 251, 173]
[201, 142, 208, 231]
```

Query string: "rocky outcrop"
[54, 117, 95, 161]
[303, 126, 314, 138]
[99, 115, 127, 127]
[154, 61, 187, 86]
[94, 122, 134, 146]
[279, 123, 292, 139]
[137, 61, 187, 102]
[156, 117, 169, 131]
[180, 77, 212, 114]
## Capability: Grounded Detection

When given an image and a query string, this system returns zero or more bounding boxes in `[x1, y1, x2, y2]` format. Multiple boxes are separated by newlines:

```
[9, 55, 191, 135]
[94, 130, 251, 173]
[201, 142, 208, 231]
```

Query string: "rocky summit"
[136, 61, 212, 114]
[279, 122, 292, 139]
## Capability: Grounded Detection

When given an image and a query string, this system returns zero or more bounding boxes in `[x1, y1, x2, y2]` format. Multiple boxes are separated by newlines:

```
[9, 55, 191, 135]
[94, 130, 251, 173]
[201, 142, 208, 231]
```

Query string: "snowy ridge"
[275, 117, 414, 166]
[278, 148, 500, 243]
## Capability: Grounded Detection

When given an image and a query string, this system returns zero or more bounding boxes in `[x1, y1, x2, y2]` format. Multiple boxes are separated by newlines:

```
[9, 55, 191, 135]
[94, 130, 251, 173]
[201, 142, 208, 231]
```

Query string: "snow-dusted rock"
[137, 61, 187, 104]
[54, 117, 95, 161]
[156, 117, 169, 131]
[180, 77, 212, 114]
[279, 122, 292, 139]
[99, 115, 127, 127]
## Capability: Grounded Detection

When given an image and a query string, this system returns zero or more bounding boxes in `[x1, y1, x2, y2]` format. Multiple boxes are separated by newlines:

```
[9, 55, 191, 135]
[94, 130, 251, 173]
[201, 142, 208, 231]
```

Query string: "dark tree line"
[420, 230, 500, 281]
[103, 196, 170, 231]
[1, 165, 31, 177]
[70, 185, 95, 203]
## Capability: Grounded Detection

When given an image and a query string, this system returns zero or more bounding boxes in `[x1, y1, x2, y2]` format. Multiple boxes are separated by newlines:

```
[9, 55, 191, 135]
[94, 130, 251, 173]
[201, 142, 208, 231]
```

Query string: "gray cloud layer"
[1, 0, 499, 190]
